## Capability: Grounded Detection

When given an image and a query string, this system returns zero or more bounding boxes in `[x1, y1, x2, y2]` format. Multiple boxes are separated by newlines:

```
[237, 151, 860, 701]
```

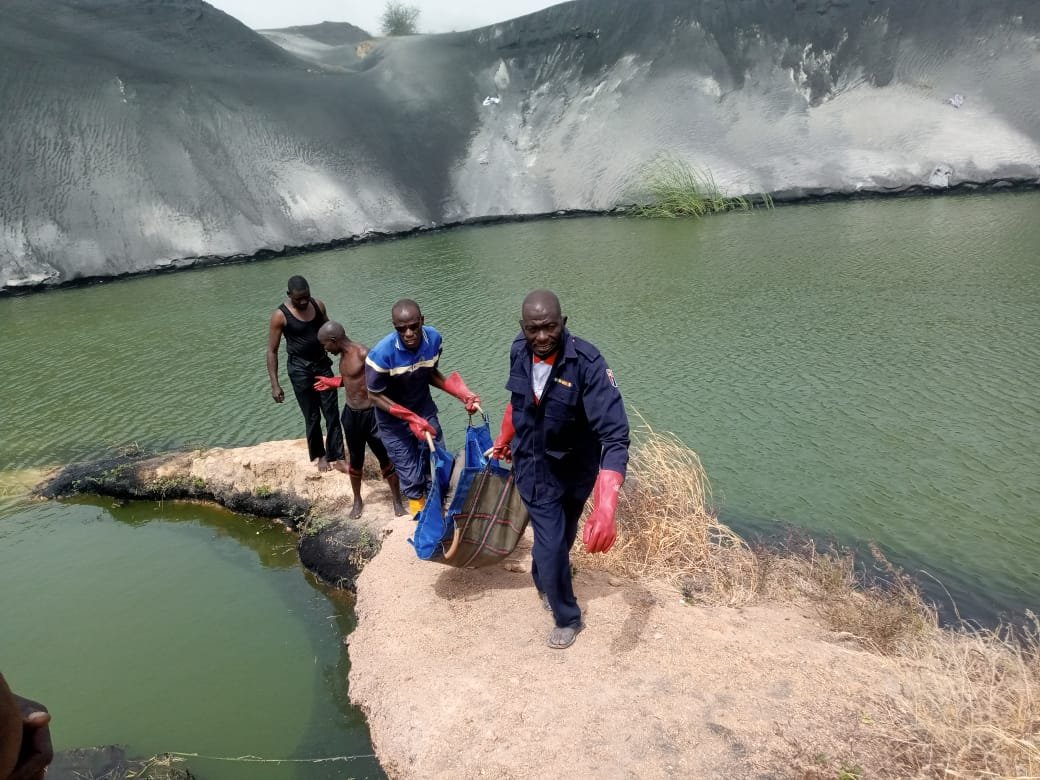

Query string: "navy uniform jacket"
[506, 330, 630, 505]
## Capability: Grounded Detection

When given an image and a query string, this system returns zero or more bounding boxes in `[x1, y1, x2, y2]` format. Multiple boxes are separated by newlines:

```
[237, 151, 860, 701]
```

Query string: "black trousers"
[287, 357, 344, 462]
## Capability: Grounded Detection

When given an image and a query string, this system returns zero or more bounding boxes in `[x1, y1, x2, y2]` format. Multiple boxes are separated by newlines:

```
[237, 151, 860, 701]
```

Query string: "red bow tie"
[533, 353, 557, 365]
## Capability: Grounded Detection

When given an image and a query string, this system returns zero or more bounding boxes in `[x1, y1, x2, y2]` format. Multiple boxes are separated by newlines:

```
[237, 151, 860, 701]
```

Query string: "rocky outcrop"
[2, 0, 1038, 291]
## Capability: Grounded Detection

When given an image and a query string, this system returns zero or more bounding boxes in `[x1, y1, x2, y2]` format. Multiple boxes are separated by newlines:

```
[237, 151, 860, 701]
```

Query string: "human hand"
[313, 375, 342, 392]
[271, 384, 285, 403]
[583, 470, 623, 553]
[407, 416, 437, 441]
[483, 443, 512, 462]
[388, 404, 437, 441]
[489, 402, 515, 461]
[10, 695, 52, 780]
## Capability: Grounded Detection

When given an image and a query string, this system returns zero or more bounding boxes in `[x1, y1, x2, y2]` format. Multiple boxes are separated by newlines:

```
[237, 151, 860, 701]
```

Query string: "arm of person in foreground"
[0, 674, 52, 780]
[581, 355, 631, 553]
[266, 310, 286, 403]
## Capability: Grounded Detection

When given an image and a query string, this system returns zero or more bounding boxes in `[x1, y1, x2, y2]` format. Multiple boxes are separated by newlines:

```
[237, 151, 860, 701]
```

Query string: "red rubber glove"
[388, 403, 437, 441]
[442, 371, 481, 413]
[583, 469, 623, 553]
[490, 402, 515, 462]
[313, 375, 342, 392]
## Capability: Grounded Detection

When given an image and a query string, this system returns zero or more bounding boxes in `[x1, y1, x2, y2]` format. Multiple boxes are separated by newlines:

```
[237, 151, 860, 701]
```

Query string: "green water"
[1, 193, 1038, 772]
[0, 497, 382, 779]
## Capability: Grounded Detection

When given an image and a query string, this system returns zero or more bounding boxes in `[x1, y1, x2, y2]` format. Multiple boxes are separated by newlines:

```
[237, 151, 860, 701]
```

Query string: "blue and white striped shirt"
[365, 325, 443, 419]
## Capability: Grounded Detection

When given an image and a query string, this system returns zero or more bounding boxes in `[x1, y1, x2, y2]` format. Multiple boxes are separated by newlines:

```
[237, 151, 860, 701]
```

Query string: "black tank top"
[279, 300, 327, 363]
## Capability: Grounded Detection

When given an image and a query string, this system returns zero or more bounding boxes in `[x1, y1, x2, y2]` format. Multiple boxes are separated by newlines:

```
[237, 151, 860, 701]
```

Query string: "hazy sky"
[206, 0, 565, 35]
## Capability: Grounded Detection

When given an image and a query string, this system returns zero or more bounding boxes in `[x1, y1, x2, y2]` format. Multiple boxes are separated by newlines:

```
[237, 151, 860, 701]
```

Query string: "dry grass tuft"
[754, 541, 937, 655]
[574, 425, 758, 606]
[876, 614, 1040, 777]
[576, 426, 1040, 777]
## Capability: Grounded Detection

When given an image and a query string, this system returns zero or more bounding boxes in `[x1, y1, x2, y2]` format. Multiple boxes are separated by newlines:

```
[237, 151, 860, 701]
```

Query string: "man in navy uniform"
[364, 299, 481, 516]
[491, 289, 630, 649]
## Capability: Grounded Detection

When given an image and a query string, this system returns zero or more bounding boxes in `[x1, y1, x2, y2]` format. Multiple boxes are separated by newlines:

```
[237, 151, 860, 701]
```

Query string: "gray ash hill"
[257, 20, 374, 70]
[2, 0, 1038, 291]
[263, 21, 372, 46]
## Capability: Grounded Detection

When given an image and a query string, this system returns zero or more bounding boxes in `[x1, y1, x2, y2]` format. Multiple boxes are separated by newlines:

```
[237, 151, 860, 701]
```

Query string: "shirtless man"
[315, 321, 407, 518]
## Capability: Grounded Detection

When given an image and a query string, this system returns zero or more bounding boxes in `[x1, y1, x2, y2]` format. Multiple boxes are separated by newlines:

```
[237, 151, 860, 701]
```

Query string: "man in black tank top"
[266, 276, 346, 472]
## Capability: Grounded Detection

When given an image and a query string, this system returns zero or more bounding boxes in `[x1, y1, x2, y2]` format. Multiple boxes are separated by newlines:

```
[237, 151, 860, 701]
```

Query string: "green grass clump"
[631, 157, 772, 218]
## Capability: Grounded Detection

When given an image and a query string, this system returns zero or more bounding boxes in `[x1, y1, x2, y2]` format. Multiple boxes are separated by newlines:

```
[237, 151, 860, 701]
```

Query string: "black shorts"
[341, 405, 393, 475]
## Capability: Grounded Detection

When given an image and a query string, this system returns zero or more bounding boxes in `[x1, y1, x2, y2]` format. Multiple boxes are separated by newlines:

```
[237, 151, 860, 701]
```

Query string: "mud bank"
[37, 439, 392, 588]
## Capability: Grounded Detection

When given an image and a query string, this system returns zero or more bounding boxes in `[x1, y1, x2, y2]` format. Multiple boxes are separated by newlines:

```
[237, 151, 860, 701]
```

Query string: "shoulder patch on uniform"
[606, 368, 617, 387]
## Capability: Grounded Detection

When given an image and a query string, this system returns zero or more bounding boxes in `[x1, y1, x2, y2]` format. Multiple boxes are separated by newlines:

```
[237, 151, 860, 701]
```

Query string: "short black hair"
[287, 275, 309, 293]
[392, 298, 421, 319]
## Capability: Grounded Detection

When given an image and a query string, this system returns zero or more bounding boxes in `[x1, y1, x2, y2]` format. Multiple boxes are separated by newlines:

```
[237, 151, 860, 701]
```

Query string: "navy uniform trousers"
[375, 413, 444, 499]
[526, 493, 591, 628]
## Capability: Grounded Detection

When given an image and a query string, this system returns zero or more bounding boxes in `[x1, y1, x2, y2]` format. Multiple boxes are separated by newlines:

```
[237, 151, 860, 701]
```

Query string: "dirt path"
[39, 439, 913, 776]
[348, 513, 900, 778]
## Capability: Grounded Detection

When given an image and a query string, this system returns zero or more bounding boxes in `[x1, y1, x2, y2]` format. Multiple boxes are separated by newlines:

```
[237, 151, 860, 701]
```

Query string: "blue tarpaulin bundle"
[409, 414, 528, 567]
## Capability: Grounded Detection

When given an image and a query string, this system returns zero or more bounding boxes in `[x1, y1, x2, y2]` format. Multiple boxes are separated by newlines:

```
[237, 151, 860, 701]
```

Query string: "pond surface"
[0, 192, 1038, 774]
[0, 497, 382, 779]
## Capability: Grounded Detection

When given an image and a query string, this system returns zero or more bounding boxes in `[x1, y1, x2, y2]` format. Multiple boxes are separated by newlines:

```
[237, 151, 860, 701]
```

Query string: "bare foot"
[332, 460, 350, 475]
[392, 497, 408, 517]
[317, 456, 331, 473]
[349, 497, 364, 520]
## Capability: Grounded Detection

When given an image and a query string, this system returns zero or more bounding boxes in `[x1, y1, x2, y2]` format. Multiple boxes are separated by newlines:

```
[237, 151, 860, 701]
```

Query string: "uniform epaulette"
[509, 333, 527, 357]
[571, 336, 602, 362]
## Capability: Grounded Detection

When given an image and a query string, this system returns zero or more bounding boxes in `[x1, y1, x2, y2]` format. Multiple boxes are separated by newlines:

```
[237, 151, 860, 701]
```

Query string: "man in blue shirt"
[365, 299, 481, 515]
[491, 289, 630, 649]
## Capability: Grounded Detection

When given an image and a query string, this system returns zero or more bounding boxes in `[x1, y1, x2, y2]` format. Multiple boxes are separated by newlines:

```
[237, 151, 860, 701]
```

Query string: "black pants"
[287, 358, 344, 462]
[342, 405, 393, 475]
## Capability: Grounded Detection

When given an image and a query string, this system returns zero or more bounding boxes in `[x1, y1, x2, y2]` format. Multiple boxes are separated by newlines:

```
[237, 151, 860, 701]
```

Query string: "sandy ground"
[75, 439, 909, 777]
[348, 515, 902, 778]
